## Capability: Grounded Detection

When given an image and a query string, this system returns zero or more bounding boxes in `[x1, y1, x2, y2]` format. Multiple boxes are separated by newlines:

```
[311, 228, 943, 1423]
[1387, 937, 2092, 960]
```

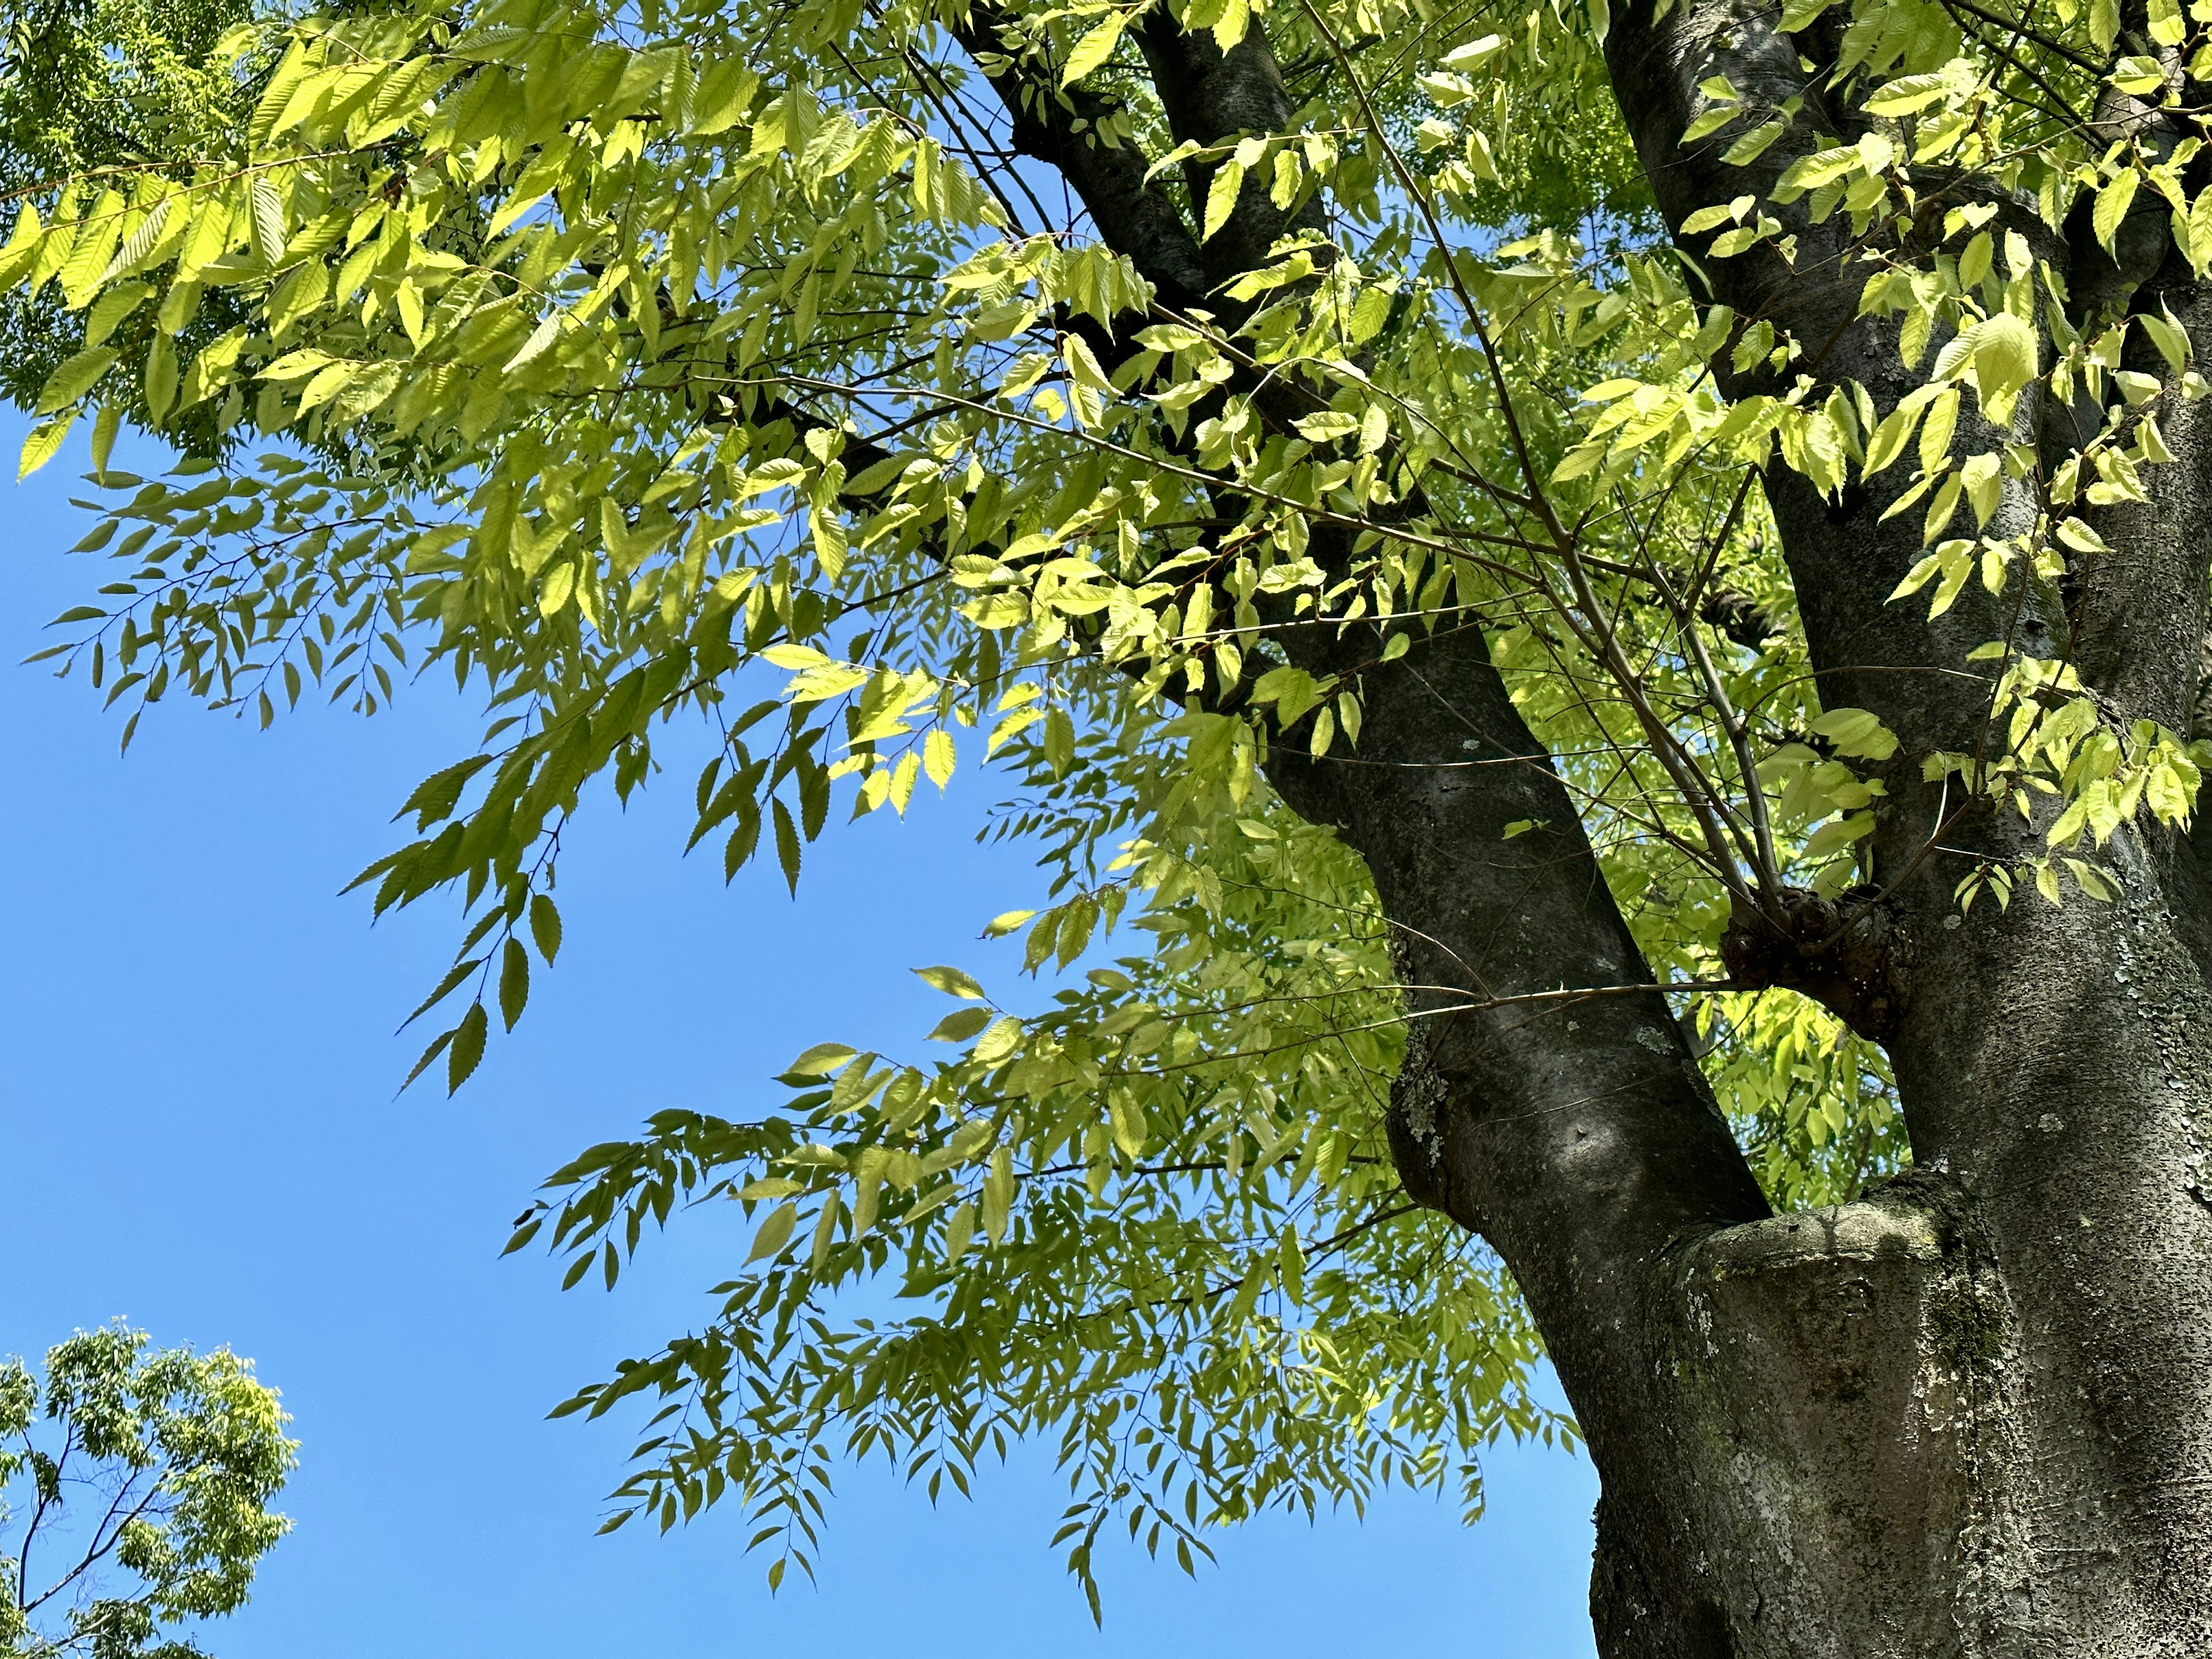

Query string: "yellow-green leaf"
[923, 728, 956, 788]
[34, 347, 116, 415]
[915, 964, 986, 999]
[1203, 160, 1247, 243]
[248, 176, 287, 267]
[1810, 707, 1899, 760]
[18, 412, 73, 480]
[2094, 169, 2139, 253]
[746, 1202, 798, 1263]
[1061, 12, 1128, 85]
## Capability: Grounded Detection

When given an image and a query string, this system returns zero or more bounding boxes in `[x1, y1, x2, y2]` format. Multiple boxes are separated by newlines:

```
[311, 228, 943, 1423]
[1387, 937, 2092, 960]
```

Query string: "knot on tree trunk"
[1605, 1175, 2018, 1659]
[1721, 887, 1908, 1044]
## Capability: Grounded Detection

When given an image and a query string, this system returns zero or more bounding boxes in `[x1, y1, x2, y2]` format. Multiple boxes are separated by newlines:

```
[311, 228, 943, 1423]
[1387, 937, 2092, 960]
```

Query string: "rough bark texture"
[1585, 6, 2212, 1651]
[971, 0, 2212, 1649]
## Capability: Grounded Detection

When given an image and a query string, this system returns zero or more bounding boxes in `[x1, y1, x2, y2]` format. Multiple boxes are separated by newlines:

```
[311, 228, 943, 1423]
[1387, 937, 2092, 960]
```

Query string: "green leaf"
[943, 1198, 976, 1262]
[58, 189, 123, 306]
[786, 1043, 857, 1078]
[927, 1006, 994, 1043]
[915, 965, 987, 999]
[400, 956, 484, 1030]
[773, 797, 801, 894]
[1719, 120, 1788, 166]
[248, 176, 287, 267]
[1970, 312, 2037, 404]
[1295, 411, 1360, 442]
[1681, 106, 1743, 144]
[1863, 71, 1953, 115]
[499, 936, 531, 1031]
[690, 59, 757, 136]
[2111, 54, 2167, 94]
[1109, 1092, 1147, 1157]
[19, 413, 74, 480]
[1061, 13, 1127, 85]
[1919, 387, 1960, 474]
[447, 1002, 489, 1093]
[810, 1187, 843, 1268]
[1810, 707, 1900, 761]
[1253, 665, 1321, 726]
[84, 280, 149, 348]
[34, 347, 115, 415]
[504, 310, 564, 373]
[746, 1202, 799, 1263]
[923, 728, 956, 789]
[2093, 169, 2139, 253]
[972, 1015, 1025, 1066]
[0, 202, 42, 288]
[144, 333, 178, 424]
[1801, 810, 1874, 859]
[401, 1029, 455, 1093]
[89, 403, 120, 475]
[529, 894, 563, 963]
[982, 1145, 1013, 1245]
[2141, 306, 2191, 374]
[1203, 161, 1247, 243]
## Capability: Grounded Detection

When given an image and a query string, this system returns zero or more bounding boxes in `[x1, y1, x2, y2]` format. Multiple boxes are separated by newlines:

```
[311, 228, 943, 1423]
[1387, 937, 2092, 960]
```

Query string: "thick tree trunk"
[1271, 623, 2212, 1655]
[971, 0, 2212, 1642]
[1267, 0, 2212, 1623]
[1534, 5, 2212, 1649]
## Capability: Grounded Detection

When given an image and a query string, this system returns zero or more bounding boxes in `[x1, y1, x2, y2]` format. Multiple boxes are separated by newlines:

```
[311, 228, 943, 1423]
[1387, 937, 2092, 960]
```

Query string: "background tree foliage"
[0, 0, 254, 431]
[0, 1326, 294, 1658]
[3, 0, 2202, 1620]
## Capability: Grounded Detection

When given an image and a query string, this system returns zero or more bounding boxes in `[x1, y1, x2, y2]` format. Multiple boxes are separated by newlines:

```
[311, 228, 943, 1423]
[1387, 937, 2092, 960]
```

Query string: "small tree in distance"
[0, 1324, 296, 1658]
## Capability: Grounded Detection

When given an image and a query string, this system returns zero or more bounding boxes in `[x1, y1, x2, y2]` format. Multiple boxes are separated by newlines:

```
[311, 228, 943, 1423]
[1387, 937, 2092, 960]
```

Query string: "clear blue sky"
[0, 410, 1598, 1657]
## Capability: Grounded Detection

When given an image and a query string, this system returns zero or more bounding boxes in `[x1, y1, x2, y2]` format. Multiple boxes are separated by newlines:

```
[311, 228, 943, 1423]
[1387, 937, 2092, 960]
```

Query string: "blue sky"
[0, 410, 1597, 1657]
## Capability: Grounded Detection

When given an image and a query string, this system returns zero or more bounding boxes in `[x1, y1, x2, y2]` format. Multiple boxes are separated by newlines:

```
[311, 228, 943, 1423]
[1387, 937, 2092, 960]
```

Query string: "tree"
[7, 0, 2212, 1647]
[0, 1325, 296, 1658]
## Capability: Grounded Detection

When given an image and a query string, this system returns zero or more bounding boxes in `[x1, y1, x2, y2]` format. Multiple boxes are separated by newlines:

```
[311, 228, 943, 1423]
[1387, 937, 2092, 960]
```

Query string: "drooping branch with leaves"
[10, 0, 2212, 1648]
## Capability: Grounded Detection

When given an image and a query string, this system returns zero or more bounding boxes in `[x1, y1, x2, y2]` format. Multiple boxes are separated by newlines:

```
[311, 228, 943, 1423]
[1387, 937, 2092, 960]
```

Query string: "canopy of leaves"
[0, 1325, 295, 1659]
[0, 0, 256, 429]
[5, 0, 2205, 1611]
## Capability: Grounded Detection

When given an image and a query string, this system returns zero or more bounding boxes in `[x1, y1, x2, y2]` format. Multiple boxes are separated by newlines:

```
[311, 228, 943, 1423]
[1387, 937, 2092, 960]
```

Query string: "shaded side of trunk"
[1274, 624, 2212, 1656]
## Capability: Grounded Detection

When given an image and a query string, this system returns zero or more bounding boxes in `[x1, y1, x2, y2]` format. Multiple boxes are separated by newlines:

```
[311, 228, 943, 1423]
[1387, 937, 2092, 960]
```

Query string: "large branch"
[1264, 611, 1774, 1293]
[949, 5, 1214, 310]
[946, 5, 1777, 1535]
[1132, 14, 1328, 293]
[1603, 3, 2107, 1036]
[1605, 3, 2029, 758]
[2069, 7, 2212, 735]
[1608, 1, 2212, 742]
[2075, 243, 2212, 733]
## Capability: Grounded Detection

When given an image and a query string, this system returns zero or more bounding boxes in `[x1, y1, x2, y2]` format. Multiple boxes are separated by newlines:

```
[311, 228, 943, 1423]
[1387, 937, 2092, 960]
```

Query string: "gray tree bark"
[972, 0, 2212, 1648]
